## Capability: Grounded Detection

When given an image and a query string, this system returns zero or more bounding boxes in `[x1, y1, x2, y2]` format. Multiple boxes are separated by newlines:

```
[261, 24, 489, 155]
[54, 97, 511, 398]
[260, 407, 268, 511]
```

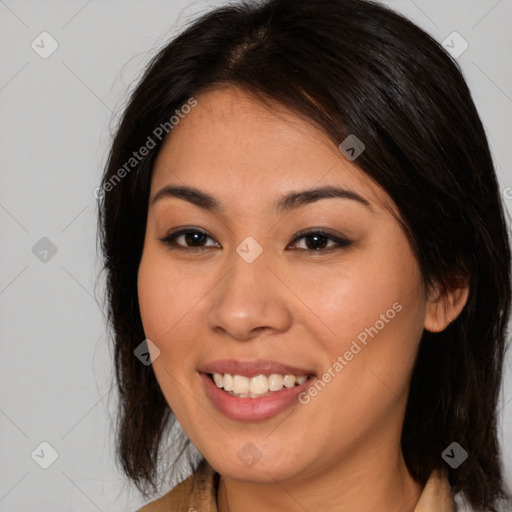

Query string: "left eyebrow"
[150, 184, 372, 213]
[274, 185, 372, 214]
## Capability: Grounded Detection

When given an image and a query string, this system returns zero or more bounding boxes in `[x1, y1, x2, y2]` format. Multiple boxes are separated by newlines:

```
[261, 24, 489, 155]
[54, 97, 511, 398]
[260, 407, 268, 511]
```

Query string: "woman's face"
[137, 86, 431, 482]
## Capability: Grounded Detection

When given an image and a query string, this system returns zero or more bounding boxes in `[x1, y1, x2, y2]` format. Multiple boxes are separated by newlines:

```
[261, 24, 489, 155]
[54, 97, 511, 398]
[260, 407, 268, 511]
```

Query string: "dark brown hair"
[96, 1, 512, 510]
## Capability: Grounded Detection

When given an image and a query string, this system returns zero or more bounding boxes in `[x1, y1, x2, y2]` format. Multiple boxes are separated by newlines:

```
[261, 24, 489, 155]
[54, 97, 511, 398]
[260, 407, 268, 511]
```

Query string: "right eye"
[158, 228, 221, 250]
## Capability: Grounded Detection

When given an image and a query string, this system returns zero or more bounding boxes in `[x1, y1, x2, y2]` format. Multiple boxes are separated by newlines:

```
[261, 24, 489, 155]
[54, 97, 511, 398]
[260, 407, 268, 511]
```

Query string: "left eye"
[287, 231, 352, 251]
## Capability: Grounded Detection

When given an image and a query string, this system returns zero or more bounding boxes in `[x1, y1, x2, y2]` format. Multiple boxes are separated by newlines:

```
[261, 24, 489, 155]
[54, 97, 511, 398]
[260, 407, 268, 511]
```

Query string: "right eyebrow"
[150, 185, 223, 212]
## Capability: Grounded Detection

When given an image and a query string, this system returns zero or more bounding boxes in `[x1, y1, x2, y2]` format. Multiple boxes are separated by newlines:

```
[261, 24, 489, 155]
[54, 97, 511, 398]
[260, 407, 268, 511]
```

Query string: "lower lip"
[200, 373, 313, 422]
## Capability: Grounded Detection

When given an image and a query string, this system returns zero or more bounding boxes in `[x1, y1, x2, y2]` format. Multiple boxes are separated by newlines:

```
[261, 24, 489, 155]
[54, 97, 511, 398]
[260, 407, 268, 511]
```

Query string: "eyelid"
[159, 226, 352, 252]
[158, 227, 221, 249]
[287, 228, 352, 251]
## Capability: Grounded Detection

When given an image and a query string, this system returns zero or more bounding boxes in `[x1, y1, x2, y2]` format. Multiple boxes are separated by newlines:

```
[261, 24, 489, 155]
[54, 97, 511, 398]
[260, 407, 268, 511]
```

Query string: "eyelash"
[158, 227, 352, 253]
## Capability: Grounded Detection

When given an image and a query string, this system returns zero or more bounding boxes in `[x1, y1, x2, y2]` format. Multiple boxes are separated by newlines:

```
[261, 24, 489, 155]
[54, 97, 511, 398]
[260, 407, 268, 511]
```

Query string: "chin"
[203, 442, 310, 483]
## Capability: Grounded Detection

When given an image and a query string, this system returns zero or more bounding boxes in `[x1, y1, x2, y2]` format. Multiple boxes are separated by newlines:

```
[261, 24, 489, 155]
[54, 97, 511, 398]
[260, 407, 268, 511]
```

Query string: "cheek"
[291, 231, 426, 401]
[290, 240, 426, 452]
[137, 247, 198, 356]
[295, 240, 423, 345]
[137, 248, 204, 421]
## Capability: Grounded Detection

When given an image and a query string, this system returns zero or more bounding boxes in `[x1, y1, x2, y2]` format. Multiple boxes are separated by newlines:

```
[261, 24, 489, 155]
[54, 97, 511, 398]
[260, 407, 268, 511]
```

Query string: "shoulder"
[136, 459, 219, 512]
[414, 467, 457, 512]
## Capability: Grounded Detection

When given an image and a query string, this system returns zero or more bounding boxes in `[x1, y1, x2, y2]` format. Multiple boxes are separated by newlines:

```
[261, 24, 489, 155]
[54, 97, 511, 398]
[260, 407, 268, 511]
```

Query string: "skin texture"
[137, 86, 469, 512]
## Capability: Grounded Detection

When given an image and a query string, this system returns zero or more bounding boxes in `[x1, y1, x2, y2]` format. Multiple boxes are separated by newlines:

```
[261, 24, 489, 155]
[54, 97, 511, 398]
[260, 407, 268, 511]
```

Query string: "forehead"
[150, 86, 393, 215]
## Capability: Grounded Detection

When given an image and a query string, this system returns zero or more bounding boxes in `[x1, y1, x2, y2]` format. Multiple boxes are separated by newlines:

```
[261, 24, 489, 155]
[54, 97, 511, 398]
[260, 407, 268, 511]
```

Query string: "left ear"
[424, 281, 470, 333]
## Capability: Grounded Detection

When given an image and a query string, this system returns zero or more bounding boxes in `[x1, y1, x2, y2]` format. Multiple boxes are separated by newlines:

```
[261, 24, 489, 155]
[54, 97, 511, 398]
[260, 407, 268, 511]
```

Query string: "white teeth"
[232, 375, 249, 394]
[283, 375, 296, 388]
[268, 373, 284, 391]
[223, 373, 233, 391]
[249, 375, 269, 394]
[211, 372, 309, 397]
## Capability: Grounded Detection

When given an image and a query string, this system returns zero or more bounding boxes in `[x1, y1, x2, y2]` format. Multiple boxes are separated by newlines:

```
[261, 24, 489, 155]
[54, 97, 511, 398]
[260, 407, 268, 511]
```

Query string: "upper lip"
[199, 359, 316, 378]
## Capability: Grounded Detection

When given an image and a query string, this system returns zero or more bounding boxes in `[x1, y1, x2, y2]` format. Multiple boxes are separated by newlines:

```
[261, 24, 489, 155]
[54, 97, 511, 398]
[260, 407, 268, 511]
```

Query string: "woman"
[96, 0, 512, 511]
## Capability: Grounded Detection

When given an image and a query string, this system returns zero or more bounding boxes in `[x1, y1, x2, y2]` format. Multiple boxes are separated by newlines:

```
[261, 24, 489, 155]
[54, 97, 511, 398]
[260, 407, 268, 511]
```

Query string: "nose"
[206, 247, 293, 341]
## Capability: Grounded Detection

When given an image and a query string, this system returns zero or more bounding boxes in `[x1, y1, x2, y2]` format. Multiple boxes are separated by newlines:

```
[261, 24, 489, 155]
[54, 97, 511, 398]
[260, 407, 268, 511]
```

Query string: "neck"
[216, 446, 423, 512]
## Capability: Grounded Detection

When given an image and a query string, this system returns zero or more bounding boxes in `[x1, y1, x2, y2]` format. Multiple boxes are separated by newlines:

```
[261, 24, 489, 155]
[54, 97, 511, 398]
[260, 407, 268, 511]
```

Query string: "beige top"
[138, 459, 457, 512]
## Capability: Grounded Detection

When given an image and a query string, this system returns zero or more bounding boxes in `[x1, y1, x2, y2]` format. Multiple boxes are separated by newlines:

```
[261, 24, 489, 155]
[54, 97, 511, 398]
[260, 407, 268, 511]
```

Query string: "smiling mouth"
[206, 372, 313, 398]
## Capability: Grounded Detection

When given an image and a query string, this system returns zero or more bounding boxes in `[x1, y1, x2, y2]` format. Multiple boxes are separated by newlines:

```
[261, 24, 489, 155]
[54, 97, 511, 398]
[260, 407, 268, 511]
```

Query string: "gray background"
[0, 0, 511, 510]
